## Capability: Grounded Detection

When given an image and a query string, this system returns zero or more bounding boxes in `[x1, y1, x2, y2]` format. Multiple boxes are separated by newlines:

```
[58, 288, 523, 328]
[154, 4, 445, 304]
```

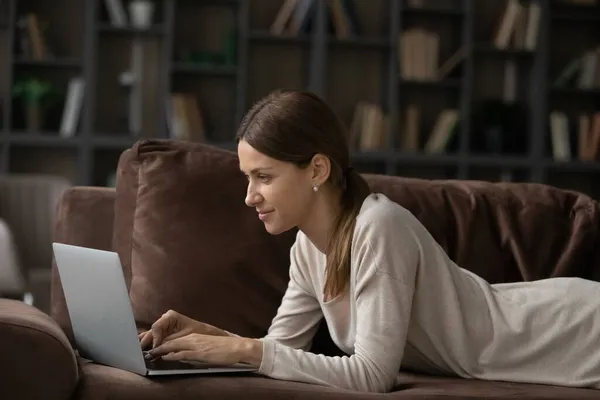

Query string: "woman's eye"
[258, 174, 271, 182]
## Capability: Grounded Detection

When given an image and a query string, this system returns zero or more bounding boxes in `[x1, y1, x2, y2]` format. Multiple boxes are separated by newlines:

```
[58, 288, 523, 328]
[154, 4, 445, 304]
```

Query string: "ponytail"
[323, 168, 371, 300]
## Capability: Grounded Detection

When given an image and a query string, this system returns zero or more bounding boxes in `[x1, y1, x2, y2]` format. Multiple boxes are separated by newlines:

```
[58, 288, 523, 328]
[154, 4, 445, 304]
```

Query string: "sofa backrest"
[366, 174, 600, 283]
[112, 140, 600, 344]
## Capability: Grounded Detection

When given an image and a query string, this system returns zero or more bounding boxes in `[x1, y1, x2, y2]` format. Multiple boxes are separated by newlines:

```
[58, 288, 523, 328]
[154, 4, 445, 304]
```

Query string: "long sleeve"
[261, 239, 323, 351]
[257, 211, 421, 393]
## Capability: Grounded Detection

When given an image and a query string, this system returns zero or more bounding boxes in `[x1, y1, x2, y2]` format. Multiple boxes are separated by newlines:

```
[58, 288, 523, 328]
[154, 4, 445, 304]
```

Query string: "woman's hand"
[138, 310, 230, 350]
[148, 333, 261, 366]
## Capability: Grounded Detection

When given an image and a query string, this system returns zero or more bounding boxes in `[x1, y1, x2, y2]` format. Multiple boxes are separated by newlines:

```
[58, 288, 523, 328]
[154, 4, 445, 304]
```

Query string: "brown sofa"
[4, 139, 600, 400]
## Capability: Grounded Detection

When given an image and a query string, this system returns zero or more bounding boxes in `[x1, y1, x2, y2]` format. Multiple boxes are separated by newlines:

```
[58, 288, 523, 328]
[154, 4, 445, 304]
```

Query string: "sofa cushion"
[365, 174, 600, 284]
[1, 299, 79, 400]
[114, 140, 298, 339]
[74, 359, 600, 399]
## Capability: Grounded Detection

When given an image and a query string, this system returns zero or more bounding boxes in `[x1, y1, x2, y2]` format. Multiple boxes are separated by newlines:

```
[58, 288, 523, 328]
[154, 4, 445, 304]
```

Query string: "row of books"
[270, 0, 360, 38]
[270, 0, 542, 53]
[554, 47, 600, 90]
[15, 13, 48, 59]
[493, 0, 541, 50]
[348, 102, 388, 151]
[166, 93, 206, 143]
[398, 29, 465, 81]
[348, 105, 600, 160]
[402, 107, 459, 154]
[549, 111, 600, 161]
[56, 86, 206, 142]
[347, 102, 458, 155]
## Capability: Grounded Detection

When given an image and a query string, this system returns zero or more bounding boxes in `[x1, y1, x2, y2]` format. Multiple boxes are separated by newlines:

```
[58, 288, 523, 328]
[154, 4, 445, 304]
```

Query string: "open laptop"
[52, 242, 257, 376]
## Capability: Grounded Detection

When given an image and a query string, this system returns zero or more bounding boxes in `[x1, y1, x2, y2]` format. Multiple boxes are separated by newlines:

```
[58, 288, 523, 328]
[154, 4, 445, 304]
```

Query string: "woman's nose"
[245, 185, 260, 207]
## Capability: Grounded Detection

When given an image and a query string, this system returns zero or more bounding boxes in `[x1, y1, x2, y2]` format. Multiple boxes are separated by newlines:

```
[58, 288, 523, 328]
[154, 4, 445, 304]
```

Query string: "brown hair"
[235, 89, 371, 299]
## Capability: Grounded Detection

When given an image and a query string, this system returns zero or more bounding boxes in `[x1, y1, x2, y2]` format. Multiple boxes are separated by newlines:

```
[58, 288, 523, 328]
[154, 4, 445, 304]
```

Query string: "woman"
[142, 90, 600, 393]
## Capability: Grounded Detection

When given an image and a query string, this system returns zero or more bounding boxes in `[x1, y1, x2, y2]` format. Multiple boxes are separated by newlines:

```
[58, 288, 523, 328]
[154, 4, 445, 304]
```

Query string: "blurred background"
[0, 0, 598, 312]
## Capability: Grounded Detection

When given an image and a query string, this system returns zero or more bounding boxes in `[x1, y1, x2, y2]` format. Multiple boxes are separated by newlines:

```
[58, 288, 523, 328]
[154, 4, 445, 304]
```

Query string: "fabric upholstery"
[74, 358, 600, 399]
[365, 174, 600, 283]
[0, 299, 79, 400]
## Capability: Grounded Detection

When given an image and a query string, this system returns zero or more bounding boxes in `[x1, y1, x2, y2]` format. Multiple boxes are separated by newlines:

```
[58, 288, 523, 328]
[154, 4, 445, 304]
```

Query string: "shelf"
[403, 6, 464, 17]
[171, 62, 237, 77]
[0, 0, 597, 196]
[395, 152, 463, 165]
[92, 135, 137, 149]
[327, 36, 390, 49]
[550, 86, 600, 96]
[552, 13, 600, 23]
[550, 5, 600, 23]
[473, 44, 535, 57]
[351, 150, 394, 163]
[399, 78, 461, 89]
[199, 0, 240, 4]
[97, 23, 165, 36]
[544, 159, 600, 172]
[248, 30, 310, 45]
[8, 133, 81, 147]
[13, 57, 82, 68]
[467, 155, 531, 168]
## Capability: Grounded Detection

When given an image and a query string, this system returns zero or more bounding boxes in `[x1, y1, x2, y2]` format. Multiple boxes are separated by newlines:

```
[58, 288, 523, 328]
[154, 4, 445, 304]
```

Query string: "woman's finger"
[161, 350, 197, 361]
[150, 335, 193, 356]
[151, 319, 172, 349]
[163, 329, 191, 343]
[139, 331, 153, 349]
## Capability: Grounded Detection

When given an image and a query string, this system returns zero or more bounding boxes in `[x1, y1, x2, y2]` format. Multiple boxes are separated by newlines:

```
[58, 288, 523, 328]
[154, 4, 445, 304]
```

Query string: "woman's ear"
[310, 153, 331, 185]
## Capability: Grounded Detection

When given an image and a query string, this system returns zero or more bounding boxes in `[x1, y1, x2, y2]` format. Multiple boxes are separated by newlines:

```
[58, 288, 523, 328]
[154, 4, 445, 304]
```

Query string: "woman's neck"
[298, 187, 342, 254]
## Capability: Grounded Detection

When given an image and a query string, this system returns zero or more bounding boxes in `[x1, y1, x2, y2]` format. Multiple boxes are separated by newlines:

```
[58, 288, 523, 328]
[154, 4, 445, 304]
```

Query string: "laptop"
[52, 242, 257, 376]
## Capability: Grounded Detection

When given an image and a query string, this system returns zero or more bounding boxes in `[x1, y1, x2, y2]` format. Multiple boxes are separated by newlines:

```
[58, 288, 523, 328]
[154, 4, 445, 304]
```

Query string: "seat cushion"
[392, 372, 600, 399]
[75, 358, 369, 400]
[1, 299, 79, 400]
[75, 358, 600, 400]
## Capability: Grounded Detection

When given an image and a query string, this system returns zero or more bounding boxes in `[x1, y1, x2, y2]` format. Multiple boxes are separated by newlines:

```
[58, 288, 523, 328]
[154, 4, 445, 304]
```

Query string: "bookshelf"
[0, 0, 599, 199]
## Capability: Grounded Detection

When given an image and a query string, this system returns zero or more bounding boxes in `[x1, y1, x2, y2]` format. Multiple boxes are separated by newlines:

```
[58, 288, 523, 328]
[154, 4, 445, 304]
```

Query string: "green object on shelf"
[186, 50, 225, 66]
[12, 78, 53, 105]
[178, 27, 237, 67]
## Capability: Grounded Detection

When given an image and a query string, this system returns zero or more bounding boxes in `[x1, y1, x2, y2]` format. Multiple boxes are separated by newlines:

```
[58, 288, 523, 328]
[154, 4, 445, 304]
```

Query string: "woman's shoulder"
[354, 193, 426, 245]
[352, 193, 423, 283]
[356, 193, 414, 228]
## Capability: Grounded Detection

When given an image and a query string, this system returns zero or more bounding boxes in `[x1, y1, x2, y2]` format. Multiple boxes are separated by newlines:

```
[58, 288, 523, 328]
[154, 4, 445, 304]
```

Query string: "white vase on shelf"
[129, 0, 154, 29]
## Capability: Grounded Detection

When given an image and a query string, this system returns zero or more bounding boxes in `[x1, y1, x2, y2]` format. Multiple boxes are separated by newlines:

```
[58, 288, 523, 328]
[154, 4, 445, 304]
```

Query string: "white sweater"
[257, 193, 600, 393]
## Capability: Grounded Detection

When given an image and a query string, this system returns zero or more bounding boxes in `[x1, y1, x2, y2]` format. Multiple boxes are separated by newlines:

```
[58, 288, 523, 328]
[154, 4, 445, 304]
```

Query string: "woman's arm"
[262, 238, 324, 350]
[228, 236, 323, 348]
[245, 217, 420, 393]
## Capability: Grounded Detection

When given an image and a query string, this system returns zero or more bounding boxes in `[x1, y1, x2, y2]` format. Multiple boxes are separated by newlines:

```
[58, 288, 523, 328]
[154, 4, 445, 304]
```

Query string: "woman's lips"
[258, 210, 273, 220]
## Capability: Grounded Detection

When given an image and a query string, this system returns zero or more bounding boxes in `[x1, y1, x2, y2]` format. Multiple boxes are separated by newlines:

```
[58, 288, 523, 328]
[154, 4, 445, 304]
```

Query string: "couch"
[0, 174, 72, 308]
[3, 139, 600, 400]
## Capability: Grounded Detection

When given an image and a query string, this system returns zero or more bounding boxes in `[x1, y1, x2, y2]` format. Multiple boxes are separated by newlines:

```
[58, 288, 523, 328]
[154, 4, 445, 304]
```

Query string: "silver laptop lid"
[52, 243, 147, 375]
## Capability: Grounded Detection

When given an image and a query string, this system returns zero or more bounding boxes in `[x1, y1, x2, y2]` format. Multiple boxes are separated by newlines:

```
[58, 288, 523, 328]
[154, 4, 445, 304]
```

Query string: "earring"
[313, 184, 319, 192]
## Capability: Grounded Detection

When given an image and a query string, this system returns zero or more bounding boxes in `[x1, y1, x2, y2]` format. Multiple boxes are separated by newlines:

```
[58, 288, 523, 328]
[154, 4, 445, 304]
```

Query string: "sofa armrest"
[50, 186, 116, 344]
[0, 299, 79, 400]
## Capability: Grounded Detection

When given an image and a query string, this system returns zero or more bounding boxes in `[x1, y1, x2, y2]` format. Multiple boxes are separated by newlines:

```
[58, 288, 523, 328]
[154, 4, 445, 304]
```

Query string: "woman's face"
[238, 140, 315, 235]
